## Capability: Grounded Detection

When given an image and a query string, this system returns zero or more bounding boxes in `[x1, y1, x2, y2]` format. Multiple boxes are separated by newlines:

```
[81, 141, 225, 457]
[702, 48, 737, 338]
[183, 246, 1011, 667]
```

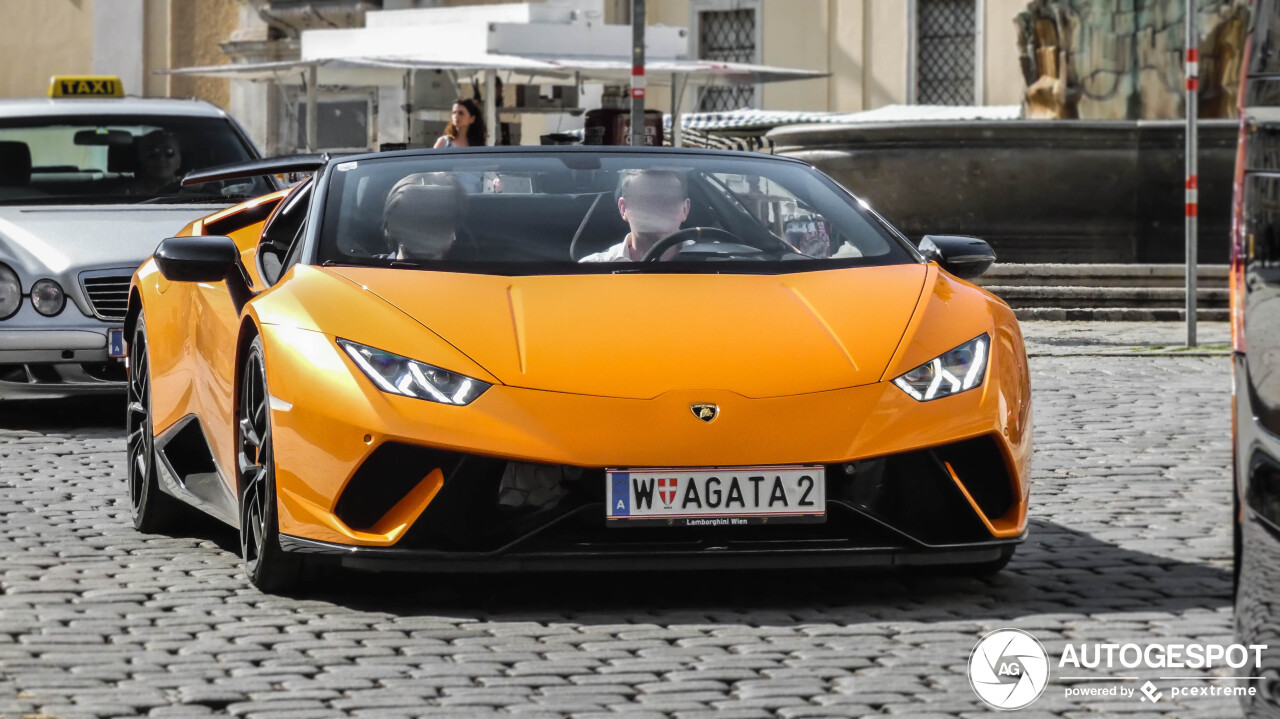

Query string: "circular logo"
[968, 628, 1050, 711]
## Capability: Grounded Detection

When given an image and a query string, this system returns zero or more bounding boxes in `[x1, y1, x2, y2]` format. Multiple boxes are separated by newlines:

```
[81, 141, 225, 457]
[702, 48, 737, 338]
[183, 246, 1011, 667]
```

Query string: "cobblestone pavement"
[0, 325, 1238, 718]
[1020, 321, 1231, 356]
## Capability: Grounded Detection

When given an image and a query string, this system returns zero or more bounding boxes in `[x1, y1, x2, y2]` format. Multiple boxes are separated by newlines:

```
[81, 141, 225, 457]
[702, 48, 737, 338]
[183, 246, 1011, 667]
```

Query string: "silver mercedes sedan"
[0, 89, 274, 398]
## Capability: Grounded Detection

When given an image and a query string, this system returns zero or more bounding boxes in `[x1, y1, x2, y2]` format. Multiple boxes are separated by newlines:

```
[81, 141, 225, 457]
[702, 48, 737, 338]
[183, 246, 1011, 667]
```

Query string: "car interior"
[0, 140, 33, 201]
[0, 120, 266, 202]
[0, 134, 157, 198]
[326, 168, 807, 266]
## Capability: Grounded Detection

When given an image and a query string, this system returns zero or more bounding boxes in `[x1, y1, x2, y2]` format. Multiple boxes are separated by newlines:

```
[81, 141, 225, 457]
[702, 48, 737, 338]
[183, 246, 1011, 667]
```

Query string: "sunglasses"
[145, 147, 177, 159]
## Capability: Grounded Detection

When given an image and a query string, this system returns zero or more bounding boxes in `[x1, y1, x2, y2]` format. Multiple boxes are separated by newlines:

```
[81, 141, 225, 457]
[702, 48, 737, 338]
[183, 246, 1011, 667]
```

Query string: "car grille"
[79, 272, 132, 322]
[346, 438, 1002, 554]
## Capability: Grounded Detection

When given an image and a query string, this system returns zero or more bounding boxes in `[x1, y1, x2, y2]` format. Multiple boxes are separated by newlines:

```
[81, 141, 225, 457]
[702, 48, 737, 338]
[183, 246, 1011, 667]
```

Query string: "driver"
[131, 130, 183, 195]
[580, 169, 690, 262]
[380, 172, 464, 261]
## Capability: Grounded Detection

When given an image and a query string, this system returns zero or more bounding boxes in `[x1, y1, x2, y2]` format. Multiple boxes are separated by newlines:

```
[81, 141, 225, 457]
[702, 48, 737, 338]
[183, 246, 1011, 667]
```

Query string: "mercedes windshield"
[0, 114, 274, 205]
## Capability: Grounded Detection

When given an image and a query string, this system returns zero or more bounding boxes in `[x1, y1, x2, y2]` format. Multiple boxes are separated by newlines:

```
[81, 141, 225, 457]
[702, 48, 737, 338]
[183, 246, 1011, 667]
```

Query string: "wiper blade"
[320, 259, 424, 270]
[0, 196, 125, 205]
[135, 194, 230, 205]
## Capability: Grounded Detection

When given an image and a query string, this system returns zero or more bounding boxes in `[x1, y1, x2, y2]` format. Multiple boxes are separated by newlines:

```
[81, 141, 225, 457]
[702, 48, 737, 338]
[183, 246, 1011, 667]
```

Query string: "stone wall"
[771, 120, 1237, 264]
[0, 0, 95, 98]
[168, 0, 240, 109]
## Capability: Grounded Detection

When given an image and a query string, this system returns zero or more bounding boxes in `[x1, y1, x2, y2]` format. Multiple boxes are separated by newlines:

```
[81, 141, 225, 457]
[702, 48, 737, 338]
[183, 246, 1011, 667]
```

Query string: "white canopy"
[161, 55, 825, 88]
[161, 2, 827, 150]
[163, 55, 824, 151]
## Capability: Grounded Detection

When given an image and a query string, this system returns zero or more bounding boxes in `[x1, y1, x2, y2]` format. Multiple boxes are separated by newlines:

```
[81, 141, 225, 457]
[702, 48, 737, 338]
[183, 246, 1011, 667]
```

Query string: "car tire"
[237, 335, 308, 593]
[126, 311, 185, 533]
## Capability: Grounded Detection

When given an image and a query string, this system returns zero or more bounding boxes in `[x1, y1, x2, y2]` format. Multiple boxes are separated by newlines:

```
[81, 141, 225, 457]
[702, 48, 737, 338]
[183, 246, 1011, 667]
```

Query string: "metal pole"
[905, 0, 917, 105]
[631, 0, 646, 145]
[403, 69, 413, 146]
[305, 64, 318, 153]
[1185, 0, 1199, 346]
[671, 73, 684, 148]
[484, 69, 497, 146]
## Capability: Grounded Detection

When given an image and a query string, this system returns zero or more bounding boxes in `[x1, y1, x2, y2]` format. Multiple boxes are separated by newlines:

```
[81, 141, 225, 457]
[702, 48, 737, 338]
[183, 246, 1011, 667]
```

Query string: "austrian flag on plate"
[658, 477, 679, 507]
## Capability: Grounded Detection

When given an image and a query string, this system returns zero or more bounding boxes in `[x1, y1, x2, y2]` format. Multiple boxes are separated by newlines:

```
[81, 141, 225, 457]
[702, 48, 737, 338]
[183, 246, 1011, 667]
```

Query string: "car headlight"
[31, 279, 65, 316]
[0, 264, 19, 319]
[337, 339, 490, 406]
[892, 333, 989, 401]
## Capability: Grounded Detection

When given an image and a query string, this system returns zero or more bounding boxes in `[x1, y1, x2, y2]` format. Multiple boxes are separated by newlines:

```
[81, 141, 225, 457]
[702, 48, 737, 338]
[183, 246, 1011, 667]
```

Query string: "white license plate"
[606, 466, 825, 526]
[107, 328, 126, 359]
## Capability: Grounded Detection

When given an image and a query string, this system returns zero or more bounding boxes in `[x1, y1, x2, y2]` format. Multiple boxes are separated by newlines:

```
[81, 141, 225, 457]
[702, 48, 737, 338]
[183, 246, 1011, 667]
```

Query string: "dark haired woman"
[434, 98, 488, 148]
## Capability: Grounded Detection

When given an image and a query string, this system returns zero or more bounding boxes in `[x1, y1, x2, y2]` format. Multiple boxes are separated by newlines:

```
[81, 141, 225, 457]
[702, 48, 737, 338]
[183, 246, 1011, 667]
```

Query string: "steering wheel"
[642, 226, 749, 262]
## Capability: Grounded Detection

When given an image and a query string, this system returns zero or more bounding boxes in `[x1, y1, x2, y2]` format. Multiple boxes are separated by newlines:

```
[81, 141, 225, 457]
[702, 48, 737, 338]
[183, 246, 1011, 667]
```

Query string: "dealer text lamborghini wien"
[124, 147, 1032, 592]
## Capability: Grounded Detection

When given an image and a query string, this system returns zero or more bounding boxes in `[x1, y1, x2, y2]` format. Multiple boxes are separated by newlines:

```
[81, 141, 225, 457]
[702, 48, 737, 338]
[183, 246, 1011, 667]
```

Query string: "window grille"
[697, 8, 756, 112]
[916, 0, 977, 105]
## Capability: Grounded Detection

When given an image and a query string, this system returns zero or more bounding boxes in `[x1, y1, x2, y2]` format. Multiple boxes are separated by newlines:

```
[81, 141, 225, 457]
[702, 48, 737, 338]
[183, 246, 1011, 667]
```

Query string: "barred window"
[697, 8, 756, 112]
[294, 96, 372, 151]
[916, 0, 977, 105]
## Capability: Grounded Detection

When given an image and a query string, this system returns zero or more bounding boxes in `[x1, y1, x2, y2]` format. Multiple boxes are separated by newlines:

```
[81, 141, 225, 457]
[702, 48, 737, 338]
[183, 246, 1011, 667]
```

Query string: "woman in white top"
[434, 98, 488, 148]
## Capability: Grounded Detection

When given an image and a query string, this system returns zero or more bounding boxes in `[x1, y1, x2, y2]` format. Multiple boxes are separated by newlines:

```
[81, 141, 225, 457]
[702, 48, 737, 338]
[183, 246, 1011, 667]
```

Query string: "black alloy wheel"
[126, 312, 182, 532]
[237, 336, 305, 592]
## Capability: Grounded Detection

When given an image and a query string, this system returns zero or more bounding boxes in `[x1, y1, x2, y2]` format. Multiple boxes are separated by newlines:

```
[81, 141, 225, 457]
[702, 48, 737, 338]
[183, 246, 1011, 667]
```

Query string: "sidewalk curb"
[1029, 350, 1231, 358]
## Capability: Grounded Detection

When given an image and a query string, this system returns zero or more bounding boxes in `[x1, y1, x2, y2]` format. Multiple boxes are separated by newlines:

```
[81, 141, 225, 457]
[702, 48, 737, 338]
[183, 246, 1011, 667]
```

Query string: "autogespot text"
[1059, 643, 1267, 670]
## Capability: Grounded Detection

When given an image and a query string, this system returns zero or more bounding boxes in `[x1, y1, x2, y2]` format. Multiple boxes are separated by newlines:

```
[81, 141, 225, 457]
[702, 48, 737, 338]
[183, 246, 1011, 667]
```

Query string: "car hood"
[328, 264, 928, 399]
[0, 204, 223, 278]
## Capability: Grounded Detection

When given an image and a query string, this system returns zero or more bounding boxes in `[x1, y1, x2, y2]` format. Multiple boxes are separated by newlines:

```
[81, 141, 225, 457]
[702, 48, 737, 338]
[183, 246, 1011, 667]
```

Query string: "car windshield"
[0, 114, 272, 205]
[317, 152, 916, 275]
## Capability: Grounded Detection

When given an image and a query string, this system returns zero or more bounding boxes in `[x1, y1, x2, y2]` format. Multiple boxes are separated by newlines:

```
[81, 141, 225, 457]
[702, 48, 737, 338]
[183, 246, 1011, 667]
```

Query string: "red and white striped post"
[1185, 2, 1199, 346]
[630, 0, 646, 146]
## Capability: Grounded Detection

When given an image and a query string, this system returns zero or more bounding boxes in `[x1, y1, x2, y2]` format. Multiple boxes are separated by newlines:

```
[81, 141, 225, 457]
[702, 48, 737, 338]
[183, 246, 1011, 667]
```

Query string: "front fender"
[881, 264, 1032, 506]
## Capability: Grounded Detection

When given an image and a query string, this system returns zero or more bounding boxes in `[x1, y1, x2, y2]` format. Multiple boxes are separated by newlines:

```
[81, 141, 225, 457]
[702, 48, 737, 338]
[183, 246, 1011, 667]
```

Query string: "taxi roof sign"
[48, 76, 123, 98]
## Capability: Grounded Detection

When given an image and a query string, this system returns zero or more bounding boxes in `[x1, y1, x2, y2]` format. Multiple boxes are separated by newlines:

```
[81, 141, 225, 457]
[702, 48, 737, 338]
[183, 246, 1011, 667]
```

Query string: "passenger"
[433, 98, 488, 148]
[380, 172, 465, 261]
[433, 99, 488, 194]
[133, 130, 183, 195]
[579, 169, 691, 262]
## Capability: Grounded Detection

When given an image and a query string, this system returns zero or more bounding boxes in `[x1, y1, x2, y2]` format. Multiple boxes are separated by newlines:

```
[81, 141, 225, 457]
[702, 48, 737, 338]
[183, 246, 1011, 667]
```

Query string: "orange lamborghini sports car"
[125, 147, 1031, 591]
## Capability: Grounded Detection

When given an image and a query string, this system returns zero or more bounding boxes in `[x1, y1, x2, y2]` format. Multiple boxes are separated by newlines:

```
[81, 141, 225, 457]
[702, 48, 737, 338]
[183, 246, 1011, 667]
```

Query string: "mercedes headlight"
[0, 264, 19, 319]
[893, 333, 989, 401]
[31, 279, 65, 316]
[338, 339, 490, 406]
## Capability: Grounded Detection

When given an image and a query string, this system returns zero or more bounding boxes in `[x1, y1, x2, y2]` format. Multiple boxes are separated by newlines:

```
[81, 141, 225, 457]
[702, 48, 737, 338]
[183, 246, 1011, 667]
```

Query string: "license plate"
[107, 328, 126, 358]
[606, 466, 825, 526]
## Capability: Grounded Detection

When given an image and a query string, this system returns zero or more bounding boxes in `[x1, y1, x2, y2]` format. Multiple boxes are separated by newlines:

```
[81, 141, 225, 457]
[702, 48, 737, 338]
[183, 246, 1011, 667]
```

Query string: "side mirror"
[918, 235, 996, 280]
[154, 235, 239, 283]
